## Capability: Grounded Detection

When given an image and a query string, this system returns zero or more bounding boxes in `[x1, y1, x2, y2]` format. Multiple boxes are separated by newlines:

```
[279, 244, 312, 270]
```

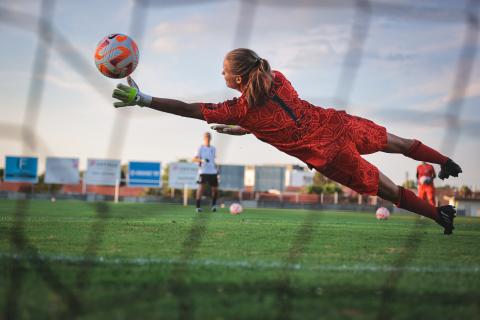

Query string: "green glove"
[112, 76, 152, 108]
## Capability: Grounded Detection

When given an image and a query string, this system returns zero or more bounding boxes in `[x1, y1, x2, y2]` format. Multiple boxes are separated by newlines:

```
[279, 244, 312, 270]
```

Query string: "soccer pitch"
[1, 200, 479, 319]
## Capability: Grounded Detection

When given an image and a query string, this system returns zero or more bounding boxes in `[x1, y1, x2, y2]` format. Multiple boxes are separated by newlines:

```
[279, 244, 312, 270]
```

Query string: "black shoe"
[211, 205, 218, 212]
[195, 208, 203, 213]
[438, 159, 462, 180]
[436, 205, 456, 235]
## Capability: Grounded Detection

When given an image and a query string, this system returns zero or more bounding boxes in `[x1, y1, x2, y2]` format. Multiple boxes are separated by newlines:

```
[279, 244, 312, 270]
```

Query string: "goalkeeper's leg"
[383, 133, 462, 180]
[319, 144, 455, 234]
[377, 172, 455, 235]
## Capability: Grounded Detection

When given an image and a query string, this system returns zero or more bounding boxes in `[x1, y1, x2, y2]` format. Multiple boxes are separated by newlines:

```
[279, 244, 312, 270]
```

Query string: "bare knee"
[383, 133, 415, 154]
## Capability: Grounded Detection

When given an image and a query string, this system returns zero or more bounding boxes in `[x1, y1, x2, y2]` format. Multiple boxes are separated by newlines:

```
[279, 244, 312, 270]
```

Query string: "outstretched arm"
[112, 77, 204, 120]
[149, 98, 204, 120]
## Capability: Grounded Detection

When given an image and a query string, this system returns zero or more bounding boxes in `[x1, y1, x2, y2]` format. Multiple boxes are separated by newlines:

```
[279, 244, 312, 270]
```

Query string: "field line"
[1, 252, 478, 274]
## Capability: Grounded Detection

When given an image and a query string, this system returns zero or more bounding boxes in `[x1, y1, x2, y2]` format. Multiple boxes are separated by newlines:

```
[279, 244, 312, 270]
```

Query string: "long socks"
[396, 186, 438, 221]
[403, 140, 448, 165]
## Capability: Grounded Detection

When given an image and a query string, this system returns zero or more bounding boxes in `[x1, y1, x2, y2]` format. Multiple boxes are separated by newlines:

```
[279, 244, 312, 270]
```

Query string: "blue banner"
[4, 156, 38, 183]
[128, 161, 162, 187]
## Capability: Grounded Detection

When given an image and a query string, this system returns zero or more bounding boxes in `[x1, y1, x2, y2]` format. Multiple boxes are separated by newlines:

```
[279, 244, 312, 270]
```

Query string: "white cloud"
[269, 24, 349, 70]
[150, 17, 208, 53]
[154, 19, 206, 35]
[43, 72, 93, 94]
[151, 36, 178, 53]
[373, 68, 480, 113]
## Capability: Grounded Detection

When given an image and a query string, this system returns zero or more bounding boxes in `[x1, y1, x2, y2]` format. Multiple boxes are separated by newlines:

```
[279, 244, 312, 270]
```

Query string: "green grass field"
[1, 199, 479, 319]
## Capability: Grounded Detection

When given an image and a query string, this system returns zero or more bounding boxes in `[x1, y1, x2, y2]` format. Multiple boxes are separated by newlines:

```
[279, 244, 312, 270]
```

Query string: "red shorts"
[418, 184, 435, 205]
[318, 115, 387, 195]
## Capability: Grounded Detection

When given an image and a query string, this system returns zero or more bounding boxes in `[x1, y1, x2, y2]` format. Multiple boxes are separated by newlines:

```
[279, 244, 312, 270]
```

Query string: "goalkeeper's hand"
[211, 125, 250, 136]
[112, 76, 152, 108]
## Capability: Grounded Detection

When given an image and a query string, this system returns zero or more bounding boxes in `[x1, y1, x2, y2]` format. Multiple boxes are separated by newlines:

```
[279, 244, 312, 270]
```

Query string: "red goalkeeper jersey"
[417, 163, 436, 185]
[200, 71, 352, 169]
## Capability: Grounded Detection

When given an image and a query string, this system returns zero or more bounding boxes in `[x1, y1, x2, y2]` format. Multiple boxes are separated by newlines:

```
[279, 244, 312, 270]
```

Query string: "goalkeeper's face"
[222, 59, 241, 91]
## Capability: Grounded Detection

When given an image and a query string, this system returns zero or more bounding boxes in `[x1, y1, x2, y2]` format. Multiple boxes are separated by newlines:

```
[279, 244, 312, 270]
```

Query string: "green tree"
[120, 164, 128, 186]
[306, 185, 323, 195]
[145, 163, 171, 197]
[402, 179, 417, 189]
[313, 171, 329, 186]
[459, 185, 472, 197]
[307, 172, 342, 194]
[323, 182, 342, 194]
[33, 173, 62, 194]
[161, 163, 172, 197]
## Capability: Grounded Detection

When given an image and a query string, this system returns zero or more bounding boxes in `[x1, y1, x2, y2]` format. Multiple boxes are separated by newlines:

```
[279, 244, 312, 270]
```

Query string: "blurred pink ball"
[229, 203, 243, 215]
[375, 207, 390, 220]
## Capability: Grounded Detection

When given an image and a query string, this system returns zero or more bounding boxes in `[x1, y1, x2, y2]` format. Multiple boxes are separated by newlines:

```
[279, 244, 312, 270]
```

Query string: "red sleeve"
[200, 97, 246, 125]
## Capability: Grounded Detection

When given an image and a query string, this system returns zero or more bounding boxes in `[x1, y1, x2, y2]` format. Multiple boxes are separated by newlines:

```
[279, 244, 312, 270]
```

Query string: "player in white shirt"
[193, 132, 219, 212]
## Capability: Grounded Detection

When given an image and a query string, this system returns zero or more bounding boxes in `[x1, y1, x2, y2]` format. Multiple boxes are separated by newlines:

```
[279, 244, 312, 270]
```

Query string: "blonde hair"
[226, 48, 273, 107]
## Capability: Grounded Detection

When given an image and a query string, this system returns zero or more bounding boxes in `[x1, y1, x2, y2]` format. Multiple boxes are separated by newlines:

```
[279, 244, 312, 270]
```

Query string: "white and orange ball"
[375, 207, 390, 220]
[229, 203, 243, 215]
[94, 33, 139, 78]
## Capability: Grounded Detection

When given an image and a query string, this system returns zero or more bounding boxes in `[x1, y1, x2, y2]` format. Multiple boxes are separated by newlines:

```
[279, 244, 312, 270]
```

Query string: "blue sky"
[0, 0, 479, 188]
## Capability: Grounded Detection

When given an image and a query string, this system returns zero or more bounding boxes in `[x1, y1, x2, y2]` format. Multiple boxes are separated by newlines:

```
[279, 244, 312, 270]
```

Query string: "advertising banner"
[128, 161, 162, 187]
[85, 159, 121, 186]
[4, 156, 38, 183]
[45, 157, 80, 184]
[168, 162, 198, 189]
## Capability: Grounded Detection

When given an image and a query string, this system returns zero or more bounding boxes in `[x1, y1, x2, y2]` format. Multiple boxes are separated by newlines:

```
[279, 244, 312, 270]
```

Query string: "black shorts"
[198, 174, 218, 187]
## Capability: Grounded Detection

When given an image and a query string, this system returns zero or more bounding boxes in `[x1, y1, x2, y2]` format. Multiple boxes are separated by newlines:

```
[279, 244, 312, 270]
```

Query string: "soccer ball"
[94, 33, 139, 78]
[229, 203, 243, 215]
[375, 207, 390, 220]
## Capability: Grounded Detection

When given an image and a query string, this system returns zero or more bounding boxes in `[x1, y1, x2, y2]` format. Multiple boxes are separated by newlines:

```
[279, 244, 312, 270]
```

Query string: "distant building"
[285, 164, 314, 188]
[244, 165, 255, 188]
[449, 197, 480, 217]
[244, 164, 313, 191]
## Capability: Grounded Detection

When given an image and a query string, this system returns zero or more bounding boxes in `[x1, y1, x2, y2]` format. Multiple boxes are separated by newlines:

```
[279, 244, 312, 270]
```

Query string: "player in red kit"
[112, 48, 462, 234]
[417, 162, 436, 206]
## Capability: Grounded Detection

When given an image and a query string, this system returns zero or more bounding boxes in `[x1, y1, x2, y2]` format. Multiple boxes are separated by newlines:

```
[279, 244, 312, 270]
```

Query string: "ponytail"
[226, 48, 273, 107]
[245, 58, 272, 107]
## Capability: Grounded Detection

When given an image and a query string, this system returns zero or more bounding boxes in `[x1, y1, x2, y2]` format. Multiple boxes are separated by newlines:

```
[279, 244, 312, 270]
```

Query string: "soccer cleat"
[195, 208, 203, 213]
[438, 159, 462, 180]
[436, 205, 456, 235]
[211, 205, 218, 212]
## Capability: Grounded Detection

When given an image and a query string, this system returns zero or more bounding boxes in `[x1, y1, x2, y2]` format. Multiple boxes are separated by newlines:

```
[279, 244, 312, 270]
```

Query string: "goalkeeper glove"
[112, 76, 152, 108]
